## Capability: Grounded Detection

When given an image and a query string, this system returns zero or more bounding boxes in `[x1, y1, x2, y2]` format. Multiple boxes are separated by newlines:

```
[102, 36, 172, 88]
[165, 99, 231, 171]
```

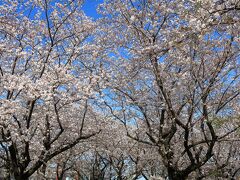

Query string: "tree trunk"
[14, 174, 28, 180]
[167, 167, 185, 180]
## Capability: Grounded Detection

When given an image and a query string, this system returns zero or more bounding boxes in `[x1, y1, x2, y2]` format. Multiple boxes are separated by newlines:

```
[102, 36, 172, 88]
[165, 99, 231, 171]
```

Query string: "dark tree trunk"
[167, 167, 186, 180]
[14, 174, 28, 180]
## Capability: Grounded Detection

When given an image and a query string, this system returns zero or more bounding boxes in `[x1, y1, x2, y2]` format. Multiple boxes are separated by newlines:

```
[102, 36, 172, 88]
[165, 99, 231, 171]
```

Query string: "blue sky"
[82, 0, 103, 19]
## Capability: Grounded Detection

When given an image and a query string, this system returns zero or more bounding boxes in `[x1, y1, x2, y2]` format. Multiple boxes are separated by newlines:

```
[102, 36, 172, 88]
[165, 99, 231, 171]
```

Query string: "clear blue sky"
[82, 0, 103, 19]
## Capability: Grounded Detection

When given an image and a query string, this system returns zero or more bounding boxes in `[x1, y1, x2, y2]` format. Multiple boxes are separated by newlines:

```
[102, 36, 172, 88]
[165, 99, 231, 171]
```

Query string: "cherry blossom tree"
[0, 0, 104, 179]
[98, 0, 240, 179]
[0, 0, 239, 179]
